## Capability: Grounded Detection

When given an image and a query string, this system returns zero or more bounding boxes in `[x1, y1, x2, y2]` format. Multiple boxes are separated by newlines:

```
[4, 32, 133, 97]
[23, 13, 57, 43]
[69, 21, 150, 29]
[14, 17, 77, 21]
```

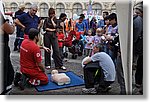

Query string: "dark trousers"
[116, 55, 126, 94]
[85, 49, 92, 56]
[78, 40, 84, 53]
[44, 32, 63, 67]
[84, 68, 98, 88]
[135, 54, 143, 85]
[14, 27, 24, 49]
[83, 65, 113, 88]
[2, 44, 14, 93]
[59, 47, 64, 59]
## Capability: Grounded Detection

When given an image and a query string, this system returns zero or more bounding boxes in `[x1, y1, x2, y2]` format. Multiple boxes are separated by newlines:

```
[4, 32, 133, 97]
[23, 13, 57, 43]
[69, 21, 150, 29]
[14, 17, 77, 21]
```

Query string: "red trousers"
[21, 68, 48, 85]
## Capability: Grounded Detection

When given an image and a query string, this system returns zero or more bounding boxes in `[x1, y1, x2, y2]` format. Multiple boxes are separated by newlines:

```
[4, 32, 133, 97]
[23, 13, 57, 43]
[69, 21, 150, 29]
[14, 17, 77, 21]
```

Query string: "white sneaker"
[82, 88, 97, 94]
[46, 66, 51, 69]
[60, 66, 66, 70]
[63, 58, 68, 62]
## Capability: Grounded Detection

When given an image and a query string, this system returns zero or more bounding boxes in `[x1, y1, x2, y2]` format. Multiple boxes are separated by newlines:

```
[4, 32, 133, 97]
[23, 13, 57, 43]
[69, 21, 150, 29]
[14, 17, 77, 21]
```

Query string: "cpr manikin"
[51, 70, 71, 85]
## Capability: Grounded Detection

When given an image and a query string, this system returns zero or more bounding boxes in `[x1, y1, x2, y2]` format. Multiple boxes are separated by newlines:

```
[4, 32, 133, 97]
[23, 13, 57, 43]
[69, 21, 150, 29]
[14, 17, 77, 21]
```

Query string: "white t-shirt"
[91, 52, 116, 81]
[85, 35, 94, 49]
[93, 35, 102, 46]
[107, 25, 118, 36]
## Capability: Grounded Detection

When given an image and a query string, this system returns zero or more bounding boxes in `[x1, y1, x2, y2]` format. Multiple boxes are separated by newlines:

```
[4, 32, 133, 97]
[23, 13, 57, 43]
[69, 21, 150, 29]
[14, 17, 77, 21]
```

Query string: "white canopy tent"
[116, 0, 133, 94]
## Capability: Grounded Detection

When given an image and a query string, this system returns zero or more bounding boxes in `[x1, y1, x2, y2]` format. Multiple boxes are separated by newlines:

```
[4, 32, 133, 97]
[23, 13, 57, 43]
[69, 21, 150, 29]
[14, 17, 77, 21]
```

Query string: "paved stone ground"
[8, 33, 141, 95]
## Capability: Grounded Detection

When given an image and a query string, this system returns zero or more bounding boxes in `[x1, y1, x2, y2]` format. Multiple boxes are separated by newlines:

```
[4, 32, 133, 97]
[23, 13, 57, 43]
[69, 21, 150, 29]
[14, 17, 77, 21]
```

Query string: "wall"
[3, 0, 116, 18]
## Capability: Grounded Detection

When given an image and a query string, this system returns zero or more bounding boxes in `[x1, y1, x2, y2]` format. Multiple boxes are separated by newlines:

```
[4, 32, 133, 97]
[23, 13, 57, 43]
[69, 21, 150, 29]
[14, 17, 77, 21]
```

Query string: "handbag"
[1, 22, 15, 34]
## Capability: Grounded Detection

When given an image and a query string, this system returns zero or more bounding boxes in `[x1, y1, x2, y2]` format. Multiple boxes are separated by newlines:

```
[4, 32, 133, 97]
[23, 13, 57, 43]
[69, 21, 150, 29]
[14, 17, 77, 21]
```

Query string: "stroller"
[63, 30, 83, 59]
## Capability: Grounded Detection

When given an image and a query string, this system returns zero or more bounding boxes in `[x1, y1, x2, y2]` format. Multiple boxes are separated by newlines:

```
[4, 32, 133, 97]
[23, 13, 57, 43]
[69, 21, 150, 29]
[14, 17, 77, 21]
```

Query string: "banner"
[87, 0, 93, 15]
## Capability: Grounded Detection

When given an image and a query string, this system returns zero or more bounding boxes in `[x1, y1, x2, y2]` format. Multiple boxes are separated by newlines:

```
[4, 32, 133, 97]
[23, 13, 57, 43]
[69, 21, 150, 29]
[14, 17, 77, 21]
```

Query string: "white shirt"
[93, 35, 102, 46]
[85, 35, 94, 49]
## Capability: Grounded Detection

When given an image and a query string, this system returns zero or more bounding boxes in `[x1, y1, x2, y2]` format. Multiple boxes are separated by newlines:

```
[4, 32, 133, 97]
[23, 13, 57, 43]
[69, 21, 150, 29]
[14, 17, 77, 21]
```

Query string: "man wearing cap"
[13, 4, 25, 51]
[14, 4, 42, 39]
[82, 44, 116, 94]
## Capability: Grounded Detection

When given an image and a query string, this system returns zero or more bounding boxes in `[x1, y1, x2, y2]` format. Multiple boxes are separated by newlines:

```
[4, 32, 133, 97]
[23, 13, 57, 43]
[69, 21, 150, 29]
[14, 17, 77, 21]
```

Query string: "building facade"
[3, 0, 117, 18]
[2, 0, 142, 18]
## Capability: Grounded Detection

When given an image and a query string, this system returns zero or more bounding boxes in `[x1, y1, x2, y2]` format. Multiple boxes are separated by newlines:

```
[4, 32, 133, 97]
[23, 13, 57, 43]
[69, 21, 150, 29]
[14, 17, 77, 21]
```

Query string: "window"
[25, 3, 32, 12]
[92, 3, 102, 15]
[73, 3, 82, 16]
[56, 3, 65, 18]
[3, 3, 7, 13]
[39, 3, 48, 17]
[10, 2, 18, 13]
[111, 3, 116, 13]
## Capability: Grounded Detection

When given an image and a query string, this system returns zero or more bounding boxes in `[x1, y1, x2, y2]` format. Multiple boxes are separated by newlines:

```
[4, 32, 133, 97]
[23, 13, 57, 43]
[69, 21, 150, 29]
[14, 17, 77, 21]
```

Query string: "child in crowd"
[84, 29, 94, 56]
[75, 16, 86, 56]
[93, 28, 105, 46]
[102, 16, 110, 54]
[91, 28, 105, 55]
[57, 26, 65, 59]
[103, 15, 110, 36]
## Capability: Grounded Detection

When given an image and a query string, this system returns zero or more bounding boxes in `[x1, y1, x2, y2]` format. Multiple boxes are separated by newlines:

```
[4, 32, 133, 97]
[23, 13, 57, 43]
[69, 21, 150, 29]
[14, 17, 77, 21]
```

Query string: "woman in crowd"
[43, 8, 66, 70]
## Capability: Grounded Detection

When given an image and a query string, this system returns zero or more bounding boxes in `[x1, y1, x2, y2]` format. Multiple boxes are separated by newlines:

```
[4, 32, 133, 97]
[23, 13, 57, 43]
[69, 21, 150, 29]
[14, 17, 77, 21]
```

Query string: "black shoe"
[18, 74, 28, 90]
[98, 86, 112, 92]
[14, 72, 22, 86]
[18, 81, 25, 90]
[18, 49, 20, 52]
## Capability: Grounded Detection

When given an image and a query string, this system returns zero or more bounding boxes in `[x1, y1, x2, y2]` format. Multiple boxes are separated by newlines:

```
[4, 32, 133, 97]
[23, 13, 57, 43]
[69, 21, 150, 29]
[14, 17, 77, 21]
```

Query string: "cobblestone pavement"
[8, 33, 140, 95]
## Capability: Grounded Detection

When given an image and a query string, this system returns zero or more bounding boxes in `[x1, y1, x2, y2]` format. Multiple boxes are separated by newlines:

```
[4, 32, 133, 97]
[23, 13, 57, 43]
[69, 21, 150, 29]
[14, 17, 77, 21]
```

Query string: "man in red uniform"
[20, 28, 50, 87]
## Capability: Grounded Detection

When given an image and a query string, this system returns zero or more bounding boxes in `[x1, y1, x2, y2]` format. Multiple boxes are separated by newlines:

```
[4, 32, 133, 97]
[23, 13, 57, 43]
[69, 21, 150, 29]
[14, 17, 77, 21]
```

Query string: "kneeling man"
[20, 28, 50, 87]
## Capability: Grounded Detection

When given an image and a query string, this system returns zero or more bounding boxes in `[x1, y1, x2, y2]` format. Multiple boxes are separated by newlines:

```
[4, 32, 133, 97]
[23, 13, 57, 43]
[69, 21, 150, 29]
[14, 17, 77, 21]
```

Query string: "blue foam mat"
[36, 71, 85, 92]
